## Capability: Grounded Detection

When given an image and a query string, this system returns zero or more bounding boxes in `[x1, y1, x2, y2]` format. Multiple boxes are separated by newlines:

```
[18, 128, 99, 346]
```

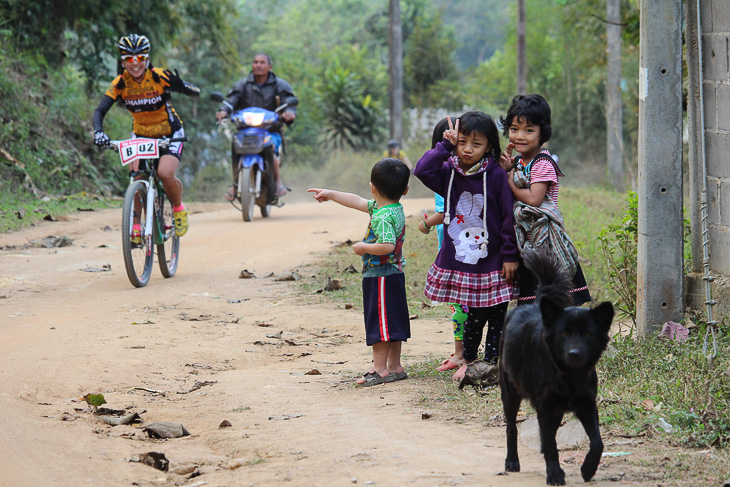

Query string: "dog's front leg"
[537, 410, 565, 486]
[500, 379, 521, 472]
[575, 404, 603, 482]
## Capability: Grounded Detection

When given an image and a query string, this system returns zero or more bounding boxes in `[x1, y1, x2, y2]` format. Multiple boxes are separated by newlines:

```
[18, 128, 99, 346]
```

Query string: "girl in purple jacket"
[414, 111, 519, 374]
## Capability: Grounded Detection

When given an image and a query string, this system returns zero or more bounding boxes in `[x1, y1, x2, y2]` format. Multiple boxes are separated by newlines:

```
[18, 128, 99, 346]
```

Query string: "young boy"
[308, 158, 411, 387]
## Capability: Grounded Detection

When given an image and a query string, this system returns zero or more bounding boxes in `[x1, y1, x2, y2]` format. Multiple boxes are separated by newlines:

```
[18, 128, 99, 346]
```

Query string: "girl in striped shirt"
[499, 94, 591, 305]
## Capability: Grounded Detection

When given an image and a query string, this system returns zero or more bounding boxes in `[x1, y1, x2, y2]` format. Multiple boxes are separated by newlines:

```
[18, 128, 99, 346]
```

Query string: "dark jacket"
[219, 72, 296, 132]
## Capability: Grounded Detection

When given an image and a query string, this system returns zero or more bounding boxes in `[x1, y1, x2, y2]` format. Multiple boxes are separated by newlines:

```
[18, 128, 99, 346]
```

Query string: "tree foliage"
[318, 67, 384, 151]
[462, 0, 639, 173]
[1, 0, 642, 200]
[404, 8, 457, 110]
[431, 0, 509, 68]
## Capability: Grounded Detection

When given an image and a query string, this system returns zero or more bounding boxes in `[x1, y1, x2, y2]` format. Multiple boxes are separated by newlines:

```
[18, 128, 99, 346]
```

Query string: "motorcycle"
[210, 92, 298, 222]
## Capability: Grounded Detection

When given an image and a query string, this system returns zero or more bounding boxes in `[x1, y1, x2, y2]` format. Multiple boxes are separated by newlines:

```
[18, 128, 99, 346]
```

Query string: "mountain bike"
[106, 137, 185, 287]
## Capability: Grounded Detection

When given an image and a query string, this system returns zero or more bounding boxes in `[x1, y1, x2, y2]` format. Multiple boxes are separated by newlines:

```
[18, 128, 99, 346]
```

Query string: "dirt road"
[0, 199, 669, 486]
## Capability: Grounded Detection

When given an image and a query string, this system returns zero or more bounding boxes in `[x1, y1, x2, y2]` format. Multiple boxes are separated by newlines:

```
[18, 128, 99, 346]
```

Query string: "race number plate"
[118, 138, 159, 166]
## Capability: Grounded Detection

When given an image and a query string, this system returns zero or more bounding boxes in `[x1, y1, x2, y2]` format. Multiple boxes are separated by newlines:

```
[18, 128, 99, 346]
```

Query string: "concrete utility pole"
[517, 0, 527, 94]
[389, 0, 403, 145]
[636, 0, 684, 335]
[606, 0, 624, 191]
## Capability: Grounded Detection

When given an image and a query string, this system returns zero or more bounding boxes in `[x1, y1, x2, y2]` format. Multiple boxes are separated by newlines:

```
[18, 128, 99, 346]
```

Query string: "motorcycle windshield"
[231, 107, 278, 127]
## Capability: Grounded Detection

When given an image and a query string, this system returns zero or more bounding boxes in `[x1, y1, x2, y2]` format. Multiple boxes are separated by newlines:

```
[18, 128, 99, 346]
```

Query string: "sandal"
[452, 364, 468, 381]
[437, 354, 463, 371]
[437, 354, 454, 366]
[385, 371, 408, 382]
[437, 359, 462, 371]
[357, 371, 388, 387]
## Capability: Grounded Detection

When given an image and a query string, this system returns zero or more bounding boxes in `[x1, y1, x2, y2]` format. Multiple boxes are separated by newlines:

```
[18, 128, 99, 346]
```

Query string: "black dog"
[499, 250, 614, 486]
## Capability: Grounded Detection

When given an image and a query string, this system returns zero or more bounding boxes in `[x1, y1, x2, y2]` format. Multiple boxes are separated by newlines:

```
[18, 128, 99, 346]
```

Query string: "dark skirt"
[516, 258, 592, 306]
[362, 272, 411, 345]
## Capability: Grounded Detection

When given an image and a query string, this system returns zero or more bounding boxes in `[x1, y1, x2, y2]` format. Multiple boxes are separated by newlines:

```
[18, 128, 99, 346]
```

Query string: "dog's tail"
[523, 249, 574, 308]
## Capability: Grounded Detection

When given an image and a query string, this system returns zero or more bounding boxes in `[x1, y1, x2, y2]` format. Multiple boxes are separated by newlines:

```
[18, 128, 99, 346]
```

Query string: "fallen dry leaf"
[325, 278, 343, 291]
[80, 264, 111, 273]
[336, 239, 354, 248]
[268, 414, 303, 421]
[141, 422, 190, 438]
[99, 412, 142, 426]
[275, 271, 301, 281]
[130, 451, 169, 471]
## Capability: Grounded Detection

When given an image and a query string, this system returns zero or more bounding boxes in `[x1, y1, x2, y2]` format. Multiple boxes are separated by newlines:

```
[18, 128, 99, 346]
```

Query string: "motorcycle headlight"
[243, 112, 265, 127]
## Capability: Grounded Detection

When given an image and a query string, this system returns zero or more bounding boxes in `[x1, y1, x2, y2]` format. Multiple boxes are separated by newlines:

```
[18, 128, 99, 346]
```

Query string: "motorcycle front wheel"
[122, 180, 154, 288]
[238, 166, 256, 222]
[259, 152, 276, 218]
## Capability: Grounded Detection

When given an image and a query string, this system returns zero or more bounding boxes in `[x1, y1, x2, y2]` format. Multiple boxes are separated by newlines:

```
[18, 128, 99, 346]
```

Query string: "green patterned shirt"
[361, 200, 406, 275]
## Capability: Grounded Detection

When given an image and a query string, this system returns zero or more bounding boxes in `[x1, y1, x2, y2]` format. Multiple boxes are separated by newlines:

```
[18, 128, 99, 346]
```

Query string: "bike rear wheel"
[156, 189, 180, 278]
[122, 180, 154, 287]
[238, 165, 256, 222]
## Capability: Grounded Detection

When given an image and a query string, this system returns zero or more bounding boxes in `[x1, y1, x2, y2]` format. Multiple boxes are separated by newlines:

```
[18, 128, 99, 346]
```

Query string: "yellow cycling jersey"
[105, 67, 183, 138]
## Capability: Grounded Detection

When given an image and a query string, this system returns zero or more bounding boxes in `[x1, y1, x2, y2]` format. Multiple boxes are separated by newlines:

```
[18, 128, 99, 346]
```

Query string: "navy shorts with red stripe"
[362, 272, 411, 346]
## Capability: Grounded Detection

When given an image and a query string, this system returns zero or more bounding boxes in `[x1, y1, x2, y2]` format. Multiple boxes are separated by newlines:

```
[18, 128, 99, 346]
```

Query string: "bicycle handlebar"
[104, 136, 189, 152]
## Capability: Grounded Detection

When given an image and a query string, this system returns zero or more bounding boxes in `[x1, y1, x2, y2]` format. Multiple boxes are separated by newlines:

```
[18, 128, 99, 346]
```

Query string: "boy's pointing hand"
[307, 188, 331, 202]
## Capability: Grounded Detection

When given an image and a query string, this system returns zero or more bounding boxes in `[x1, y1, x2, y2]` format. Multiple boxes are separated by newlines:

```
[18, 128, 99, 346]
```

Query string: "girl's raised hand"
[499, 142, 515, 171]
[443, 116, 459, 145]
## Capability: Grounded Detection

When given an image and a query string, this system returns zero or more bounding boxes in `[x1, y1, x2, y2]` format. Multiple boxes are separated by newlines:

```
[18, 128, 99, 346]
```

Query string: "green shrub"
[597, 191, 638, 327]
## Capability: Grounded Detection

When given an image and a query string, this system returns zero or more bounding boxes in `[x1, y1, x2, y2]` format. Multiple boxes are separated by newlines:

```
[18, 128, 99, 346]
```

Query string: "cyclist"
[93, 34, 200, 240]
[215, 53, 297, 201]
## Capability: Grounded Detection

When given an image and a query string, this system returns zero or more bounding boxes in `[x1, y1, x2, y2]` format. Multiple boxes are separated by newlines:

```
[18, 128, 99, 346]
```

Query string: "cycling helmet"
[118, 34, 150, 56]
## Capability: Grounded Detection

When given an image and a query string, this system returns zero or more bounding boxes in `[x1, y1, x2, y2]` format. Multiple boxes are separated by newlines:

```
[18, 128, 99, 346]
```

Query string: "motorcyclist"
[215, 53, 297, 200]
[93, 34, 200, 239]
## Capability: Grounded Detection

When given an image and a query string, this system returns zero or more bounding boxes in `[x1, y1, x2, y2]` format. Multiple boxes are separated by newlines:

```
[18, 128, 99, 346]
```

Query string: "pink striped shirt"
[529, 156, 559, 205]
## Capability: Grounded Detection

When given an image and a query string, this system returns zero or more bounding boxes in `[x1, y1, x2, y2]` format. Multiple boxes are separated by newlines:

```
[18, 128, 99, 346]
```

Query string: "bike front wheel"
[122, 180, 154, 287]
[156, 189, 180, 278]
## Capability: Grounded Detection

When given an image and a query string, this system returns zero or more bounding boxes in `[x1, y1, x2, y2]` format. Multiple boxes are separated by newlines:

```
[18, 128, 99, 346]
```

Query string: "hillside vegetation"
[1, 0, 641, 230]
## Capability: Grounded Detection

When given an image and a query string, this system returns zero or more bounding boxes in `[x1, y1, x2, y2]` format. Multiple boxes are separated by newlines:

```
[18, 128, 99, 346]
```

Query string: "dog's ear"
[591, 301, 614, 333]
[540, 296, 563, 329]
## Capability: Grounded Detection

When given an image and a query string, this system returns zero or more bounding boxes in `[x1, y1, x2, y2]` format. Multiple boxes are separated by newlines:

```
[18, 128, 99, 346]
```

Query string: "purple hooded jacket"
[414, 141, 519, 275]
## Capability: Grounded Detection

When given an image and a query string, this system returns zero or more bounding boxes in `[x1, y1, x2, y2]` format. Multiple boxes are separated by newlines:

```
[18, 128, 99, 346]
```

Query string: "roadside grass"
[598, 322, 730, 448]
[0, 192, 118, 234]
[298, 183, 730, 483]
[406, 358, 509, 423]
